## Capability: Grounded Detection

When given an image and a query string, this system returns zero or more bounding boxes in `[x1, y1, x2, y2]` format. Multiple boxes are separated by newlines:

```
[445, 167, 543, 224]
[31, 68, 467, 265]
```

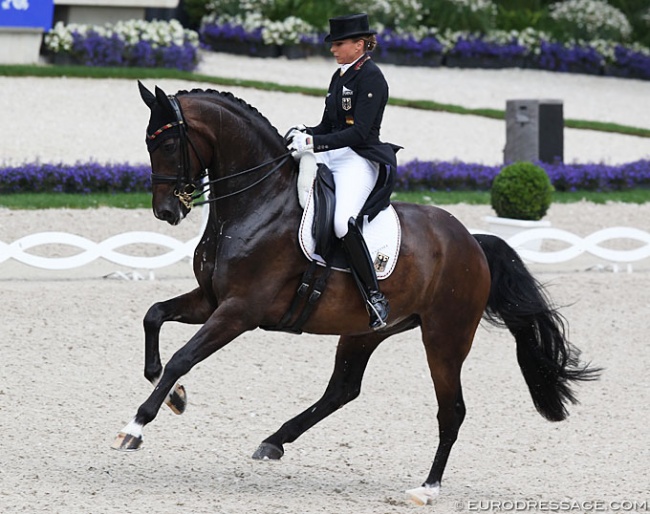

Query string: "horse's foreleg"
[112, 304, 247, 452]
[143, 288, 216, 414]
[252, 333, 385, 460]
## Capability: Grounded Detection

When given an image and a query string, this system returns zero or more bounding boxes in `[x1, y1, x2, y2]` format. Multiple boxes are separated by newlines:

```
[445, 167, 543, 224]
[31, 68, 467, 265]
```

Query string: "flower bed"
[44, 19, 200, 71]
[198, 12, 650, 80]
[2, 159, 649, 195]
[397, 159, 650, 192]
[0, 162, 151, 194]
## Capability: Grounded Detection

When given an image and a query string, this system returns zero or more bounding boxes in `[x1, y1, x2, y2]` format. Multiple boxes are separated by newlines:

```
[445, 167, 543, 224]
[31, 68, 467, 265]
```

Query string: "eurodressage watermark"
[453, 499, 649, 513]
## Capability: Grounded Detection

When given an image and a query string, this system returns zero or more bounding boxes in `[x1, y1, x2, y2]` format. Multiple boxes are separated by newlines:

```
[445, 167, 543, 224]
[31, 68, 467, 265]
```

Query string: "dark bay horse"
[112, 83, 599, 502]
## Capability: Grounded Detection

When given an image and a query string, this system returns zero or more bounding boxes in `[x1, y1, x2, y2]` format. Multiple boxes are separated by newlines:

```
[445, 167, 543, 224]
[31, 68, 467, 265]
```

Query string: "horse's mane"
[176, 88, 284, 144]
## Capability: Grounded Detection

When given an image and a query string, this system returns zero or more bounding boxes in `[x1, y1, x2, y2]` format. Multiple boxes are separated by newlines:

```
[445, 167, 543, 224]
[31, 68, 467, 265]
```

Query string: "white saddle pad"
[298, 182, 401, 280]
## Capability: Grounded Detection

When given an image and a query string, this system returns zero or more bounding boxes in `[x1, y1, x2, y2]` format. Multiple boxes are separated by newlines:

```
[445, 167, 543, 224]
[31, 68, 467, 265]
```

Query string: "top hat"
[324, 13, 376, 43]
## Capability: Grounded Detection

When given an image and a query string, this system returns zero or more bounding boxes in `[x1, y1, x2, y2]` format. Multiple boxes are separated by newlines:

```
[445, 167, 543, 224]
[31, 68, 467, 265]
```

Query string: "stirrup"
[367, 292, 389, 330]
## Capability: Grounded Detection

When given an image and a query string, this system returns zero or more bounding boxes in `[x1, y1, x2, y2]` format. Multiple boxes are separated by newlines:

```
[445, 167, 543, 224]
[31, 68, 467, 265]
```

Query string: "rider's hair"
[359, 35, 377, 52]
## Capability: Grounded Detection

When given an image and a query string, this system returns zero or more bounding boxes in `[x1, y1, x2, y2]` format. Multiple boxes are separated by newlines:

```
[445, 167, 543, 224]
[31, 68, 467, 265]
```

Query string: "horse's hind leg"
[252, 333, 386, 460]
[406, 323, 474, 505]
[143, 287, 215, 414]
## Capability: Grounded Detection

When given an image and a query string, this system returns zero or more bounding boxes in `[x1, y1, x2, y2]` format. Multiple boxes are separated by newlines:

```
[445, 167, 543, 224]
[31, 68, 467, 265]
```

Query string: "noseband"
[147, 94, 291, 210]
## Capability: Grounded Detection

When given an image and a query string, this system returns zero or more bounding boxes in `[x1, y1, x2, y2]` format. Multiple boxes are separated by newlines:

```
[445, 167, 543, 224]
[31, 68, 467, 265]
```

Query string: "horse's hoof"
[405, 484, 440, 506]
[165, 384, 187, 415]
[251, 442, 284, 460]
[111, 432, 143, 452]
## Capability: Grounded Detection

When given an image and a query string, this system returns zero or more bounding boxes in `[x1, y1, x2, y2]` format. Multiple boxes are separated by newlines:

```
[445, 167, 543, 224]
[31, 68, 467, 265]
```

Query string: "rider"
[287, 13, 400, 330]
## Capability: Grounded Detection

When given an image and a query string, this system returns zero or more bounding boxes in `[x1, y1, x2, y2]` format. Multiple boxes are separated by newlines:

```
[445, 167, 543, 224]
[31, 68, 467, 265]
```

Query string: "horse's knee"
[143, 302, 165, 331]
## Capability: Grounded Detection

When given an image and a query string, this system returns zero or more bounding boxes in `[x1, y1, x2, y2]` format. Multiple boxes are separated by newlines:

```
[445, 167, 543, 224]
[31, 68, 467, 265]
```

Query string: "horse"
[112, 82, 600, 504]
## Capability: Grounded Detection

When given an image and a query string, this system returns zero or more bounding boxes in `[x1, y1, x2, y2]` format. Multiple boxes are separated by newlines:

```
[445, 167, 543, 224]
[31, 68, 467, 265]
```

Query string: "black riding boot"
[341, 218, 389, 330]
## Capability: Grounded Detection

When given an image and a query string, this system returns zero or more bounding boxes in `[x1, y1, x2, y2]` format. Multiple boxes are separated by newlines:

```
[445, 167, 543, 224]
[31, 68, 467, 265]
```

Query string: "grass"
[0, 192, 152, 209]
[1, 189, 648, 210]
[2, 64, 650, 139]
[394, 189, 650, 204]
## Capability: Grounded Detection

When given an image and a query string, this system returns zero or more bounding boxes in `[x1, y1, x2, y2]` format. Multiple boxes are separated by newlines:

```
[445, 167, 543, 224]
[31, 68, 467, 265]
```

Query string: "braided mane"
[176, 88, 284, 144]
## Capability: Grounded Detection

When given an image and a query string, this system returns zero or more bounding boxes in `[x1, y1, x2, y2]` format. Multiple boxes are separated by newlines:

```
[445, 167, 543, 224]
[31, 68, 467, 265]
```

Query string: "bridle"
[147, 94, 292, 211]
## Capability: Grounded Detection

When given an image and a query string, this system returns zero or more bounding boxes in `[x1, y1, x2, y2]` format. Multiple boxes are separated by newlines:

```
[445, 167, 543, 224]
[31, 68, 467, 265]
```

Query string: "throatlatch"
[341, 217, 389, 329]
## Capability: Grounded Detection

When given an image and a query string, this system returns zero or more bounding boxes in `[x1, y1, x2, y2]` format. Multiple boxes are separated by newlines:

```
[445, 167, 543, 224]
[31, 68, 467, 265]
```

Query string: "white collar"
[340, 54, 364, 75]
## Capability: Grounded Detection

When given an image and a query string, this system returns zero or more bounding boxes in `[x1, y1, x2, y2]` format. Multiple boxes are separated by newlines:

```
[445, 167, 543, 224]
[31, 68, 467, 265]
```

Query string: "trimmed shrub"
[490, 162, 554, 220]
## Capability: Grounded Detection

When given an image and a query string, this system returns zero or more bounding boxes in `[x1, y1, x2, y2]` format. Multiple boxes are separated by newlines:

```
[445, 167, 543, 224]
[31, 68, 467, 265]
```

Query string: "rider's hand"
[287, 131, 313, 155]
[288, 124, 306, 133]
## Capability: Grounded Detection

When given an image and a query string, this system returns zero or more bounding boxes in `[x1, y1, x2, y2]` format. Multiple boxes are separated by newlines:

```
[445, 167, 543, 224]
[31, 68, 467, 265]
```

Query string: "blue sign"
[0, 0, 54, 30]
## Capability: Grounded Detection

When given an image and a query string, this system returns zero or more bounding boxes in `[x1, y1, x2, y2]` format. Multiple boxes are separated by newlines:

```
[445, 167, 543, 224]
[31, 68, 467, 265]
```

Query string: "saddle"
[298, 154, 400, 279]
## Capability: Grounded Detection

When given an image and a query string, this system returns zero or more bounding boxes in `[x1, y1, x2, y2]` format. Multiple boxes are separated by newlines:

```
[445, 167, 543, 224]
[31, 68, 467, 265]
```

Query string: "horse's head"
[138, 81, 209, 225]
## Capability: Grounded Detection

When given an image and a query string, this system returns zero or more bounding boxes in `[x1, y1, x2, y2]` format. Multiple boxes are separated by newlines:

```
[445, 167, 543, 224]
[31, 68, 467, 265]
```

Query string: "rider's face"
[330, 39, 364, 65]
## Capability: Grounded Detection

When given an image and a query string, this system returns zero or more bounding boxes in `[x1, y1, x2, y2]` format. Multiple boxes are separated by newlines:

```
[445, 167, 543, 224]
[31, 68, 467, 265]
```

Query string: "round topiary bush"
[490, 162, 553, 220]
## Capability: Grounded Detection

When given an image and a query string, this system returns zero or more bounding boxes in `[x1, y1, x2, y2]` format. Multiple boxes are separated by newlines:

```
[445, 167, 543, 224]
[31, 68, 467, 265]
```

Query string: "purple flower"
[2, 160, 649, 194]
[59, 29, 198, 71]
[0, 162, 151, 194]
[376, 29, 444, 56]
[448, 35, 527, 60]
[609, 45, 650, 79]
[536, 41, 604, 74]
[395, 159, 650, 192]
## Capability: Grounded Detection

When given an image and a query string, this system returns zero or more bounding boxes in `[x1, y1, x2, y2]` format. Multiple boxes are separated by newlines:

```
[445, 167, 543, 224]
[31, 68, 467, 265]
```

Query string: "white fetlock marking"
[165, 384, 177, 403]
[405, 484, 440, 506]
[122, 419, 144, 439]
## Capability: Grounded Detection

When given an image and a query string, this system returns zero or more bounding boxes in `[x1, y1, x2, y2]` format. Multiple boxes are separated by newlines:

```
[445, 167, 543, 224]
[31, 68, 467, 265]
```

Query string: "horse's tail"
[474, 234, 601, 422]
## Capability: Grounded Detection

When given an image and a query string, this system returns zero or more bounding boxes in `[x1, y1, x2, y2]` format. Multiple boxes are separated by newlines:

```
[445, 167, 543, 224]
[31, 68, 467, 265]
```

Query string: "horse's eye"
[162, 139, 176, 154]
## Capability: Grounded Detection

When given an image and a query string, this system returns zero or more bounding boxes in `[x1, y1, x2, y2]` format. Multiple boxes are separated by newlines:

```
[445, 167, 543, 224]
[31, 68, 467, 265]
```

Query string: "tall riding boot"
[341, 217, 389, 330]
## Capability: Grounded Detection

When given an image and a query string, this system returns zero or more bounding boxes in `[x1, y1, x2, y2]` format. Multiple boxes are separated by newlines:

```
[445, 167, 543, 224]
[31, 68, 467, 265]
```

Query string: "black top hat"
[324, 13, 376, 43]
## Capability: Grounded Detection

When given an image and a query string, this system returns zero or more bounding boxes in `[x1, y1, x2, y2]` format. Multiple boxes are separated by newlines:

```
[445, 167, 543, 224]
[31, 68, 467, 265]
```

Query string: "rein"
[148, 94, 291, 210]
[194, 153, 291, 205]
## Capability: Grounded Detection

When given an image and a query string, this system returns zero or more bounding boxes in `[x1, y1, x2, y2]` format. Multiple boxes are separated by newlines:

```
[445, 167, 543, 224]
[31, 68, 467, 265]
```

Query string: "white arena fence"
[1, 206, 649, 276]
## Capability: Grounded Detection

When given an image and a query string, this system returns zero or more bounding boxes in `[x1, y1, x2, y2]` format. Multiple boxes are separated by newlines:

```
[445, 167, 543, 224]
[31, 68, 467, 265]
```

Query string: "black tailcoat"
[307, 54, 401, 221]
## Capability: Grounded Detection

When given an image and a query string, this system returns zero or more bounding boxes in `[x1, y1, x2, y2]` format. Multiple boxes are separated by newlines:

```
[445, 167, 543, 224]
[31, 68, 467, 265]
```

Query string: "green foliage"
[258, 0, 328, 26]
[490, 162, 554, 220]
[545, 0, 633, 43]
[182, 0, 212, 28]
[421, 0, 497, 33]
[495, 6, 546, 31]
[194, 0, 650, 46]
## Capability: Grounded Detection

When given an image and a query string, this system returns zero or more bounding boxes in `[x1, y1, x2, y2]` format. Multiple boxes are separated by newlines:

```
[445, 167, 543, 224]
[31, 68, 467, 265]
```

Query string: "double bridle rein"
[147, 94, 291, 210]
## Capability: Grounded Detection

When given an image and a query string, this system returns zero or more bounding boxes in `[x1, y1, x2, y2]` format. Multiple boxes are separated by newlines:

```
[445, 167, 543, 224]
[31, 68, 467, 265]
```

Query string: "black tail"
[474, 234, 601, 421]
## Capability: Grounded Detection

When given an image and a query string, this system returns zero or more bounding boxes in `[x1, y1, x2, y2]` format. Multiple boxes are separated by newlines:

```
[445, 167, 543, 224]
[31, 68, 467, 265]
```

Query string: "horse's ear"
[154, 86, 175, 116]
[138, 81, 157, 109]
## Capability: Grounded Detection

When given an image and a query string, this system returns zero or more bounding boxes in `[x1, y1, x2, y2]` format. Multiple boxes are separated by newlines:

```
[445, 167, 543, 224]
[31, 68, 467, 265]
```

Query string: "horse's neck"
[207, 155, 299, 227]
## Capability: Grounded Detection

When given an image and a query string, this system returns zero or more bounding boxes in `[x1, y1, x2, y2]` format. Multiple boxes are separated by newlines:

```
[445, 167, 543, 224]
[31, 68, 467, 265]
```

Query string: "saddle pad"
[298, 184, 401, 280]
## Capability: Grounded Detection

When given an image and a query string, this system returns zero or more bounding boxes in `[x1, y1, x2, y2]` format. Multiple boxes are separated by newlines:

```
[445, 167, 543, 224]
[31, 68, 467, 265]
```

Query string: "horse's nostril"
[155, 209, 176, 223]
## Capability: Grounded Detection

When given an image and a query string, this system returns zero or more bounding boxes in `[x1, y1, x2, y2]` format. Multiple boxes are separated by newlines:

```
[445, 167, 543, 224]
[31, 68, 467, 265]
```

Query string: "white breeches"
[315, 147, 380, 238]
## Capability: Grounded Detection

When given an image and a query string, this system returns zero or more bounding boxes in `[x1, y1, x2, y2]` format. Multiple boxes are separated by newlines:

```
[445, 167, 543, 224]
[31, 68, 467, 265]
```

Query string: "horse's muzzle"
[154, 207, 182, 225]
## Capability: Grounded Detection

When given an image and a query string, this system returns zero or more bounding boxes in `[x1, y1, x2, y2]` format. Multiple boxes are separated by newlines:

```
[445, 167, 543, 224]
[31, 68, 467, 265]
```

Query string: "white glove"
[287, 131, 313, 155]
[288, 124, 306, 133]
[286, 124, 307, 143]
